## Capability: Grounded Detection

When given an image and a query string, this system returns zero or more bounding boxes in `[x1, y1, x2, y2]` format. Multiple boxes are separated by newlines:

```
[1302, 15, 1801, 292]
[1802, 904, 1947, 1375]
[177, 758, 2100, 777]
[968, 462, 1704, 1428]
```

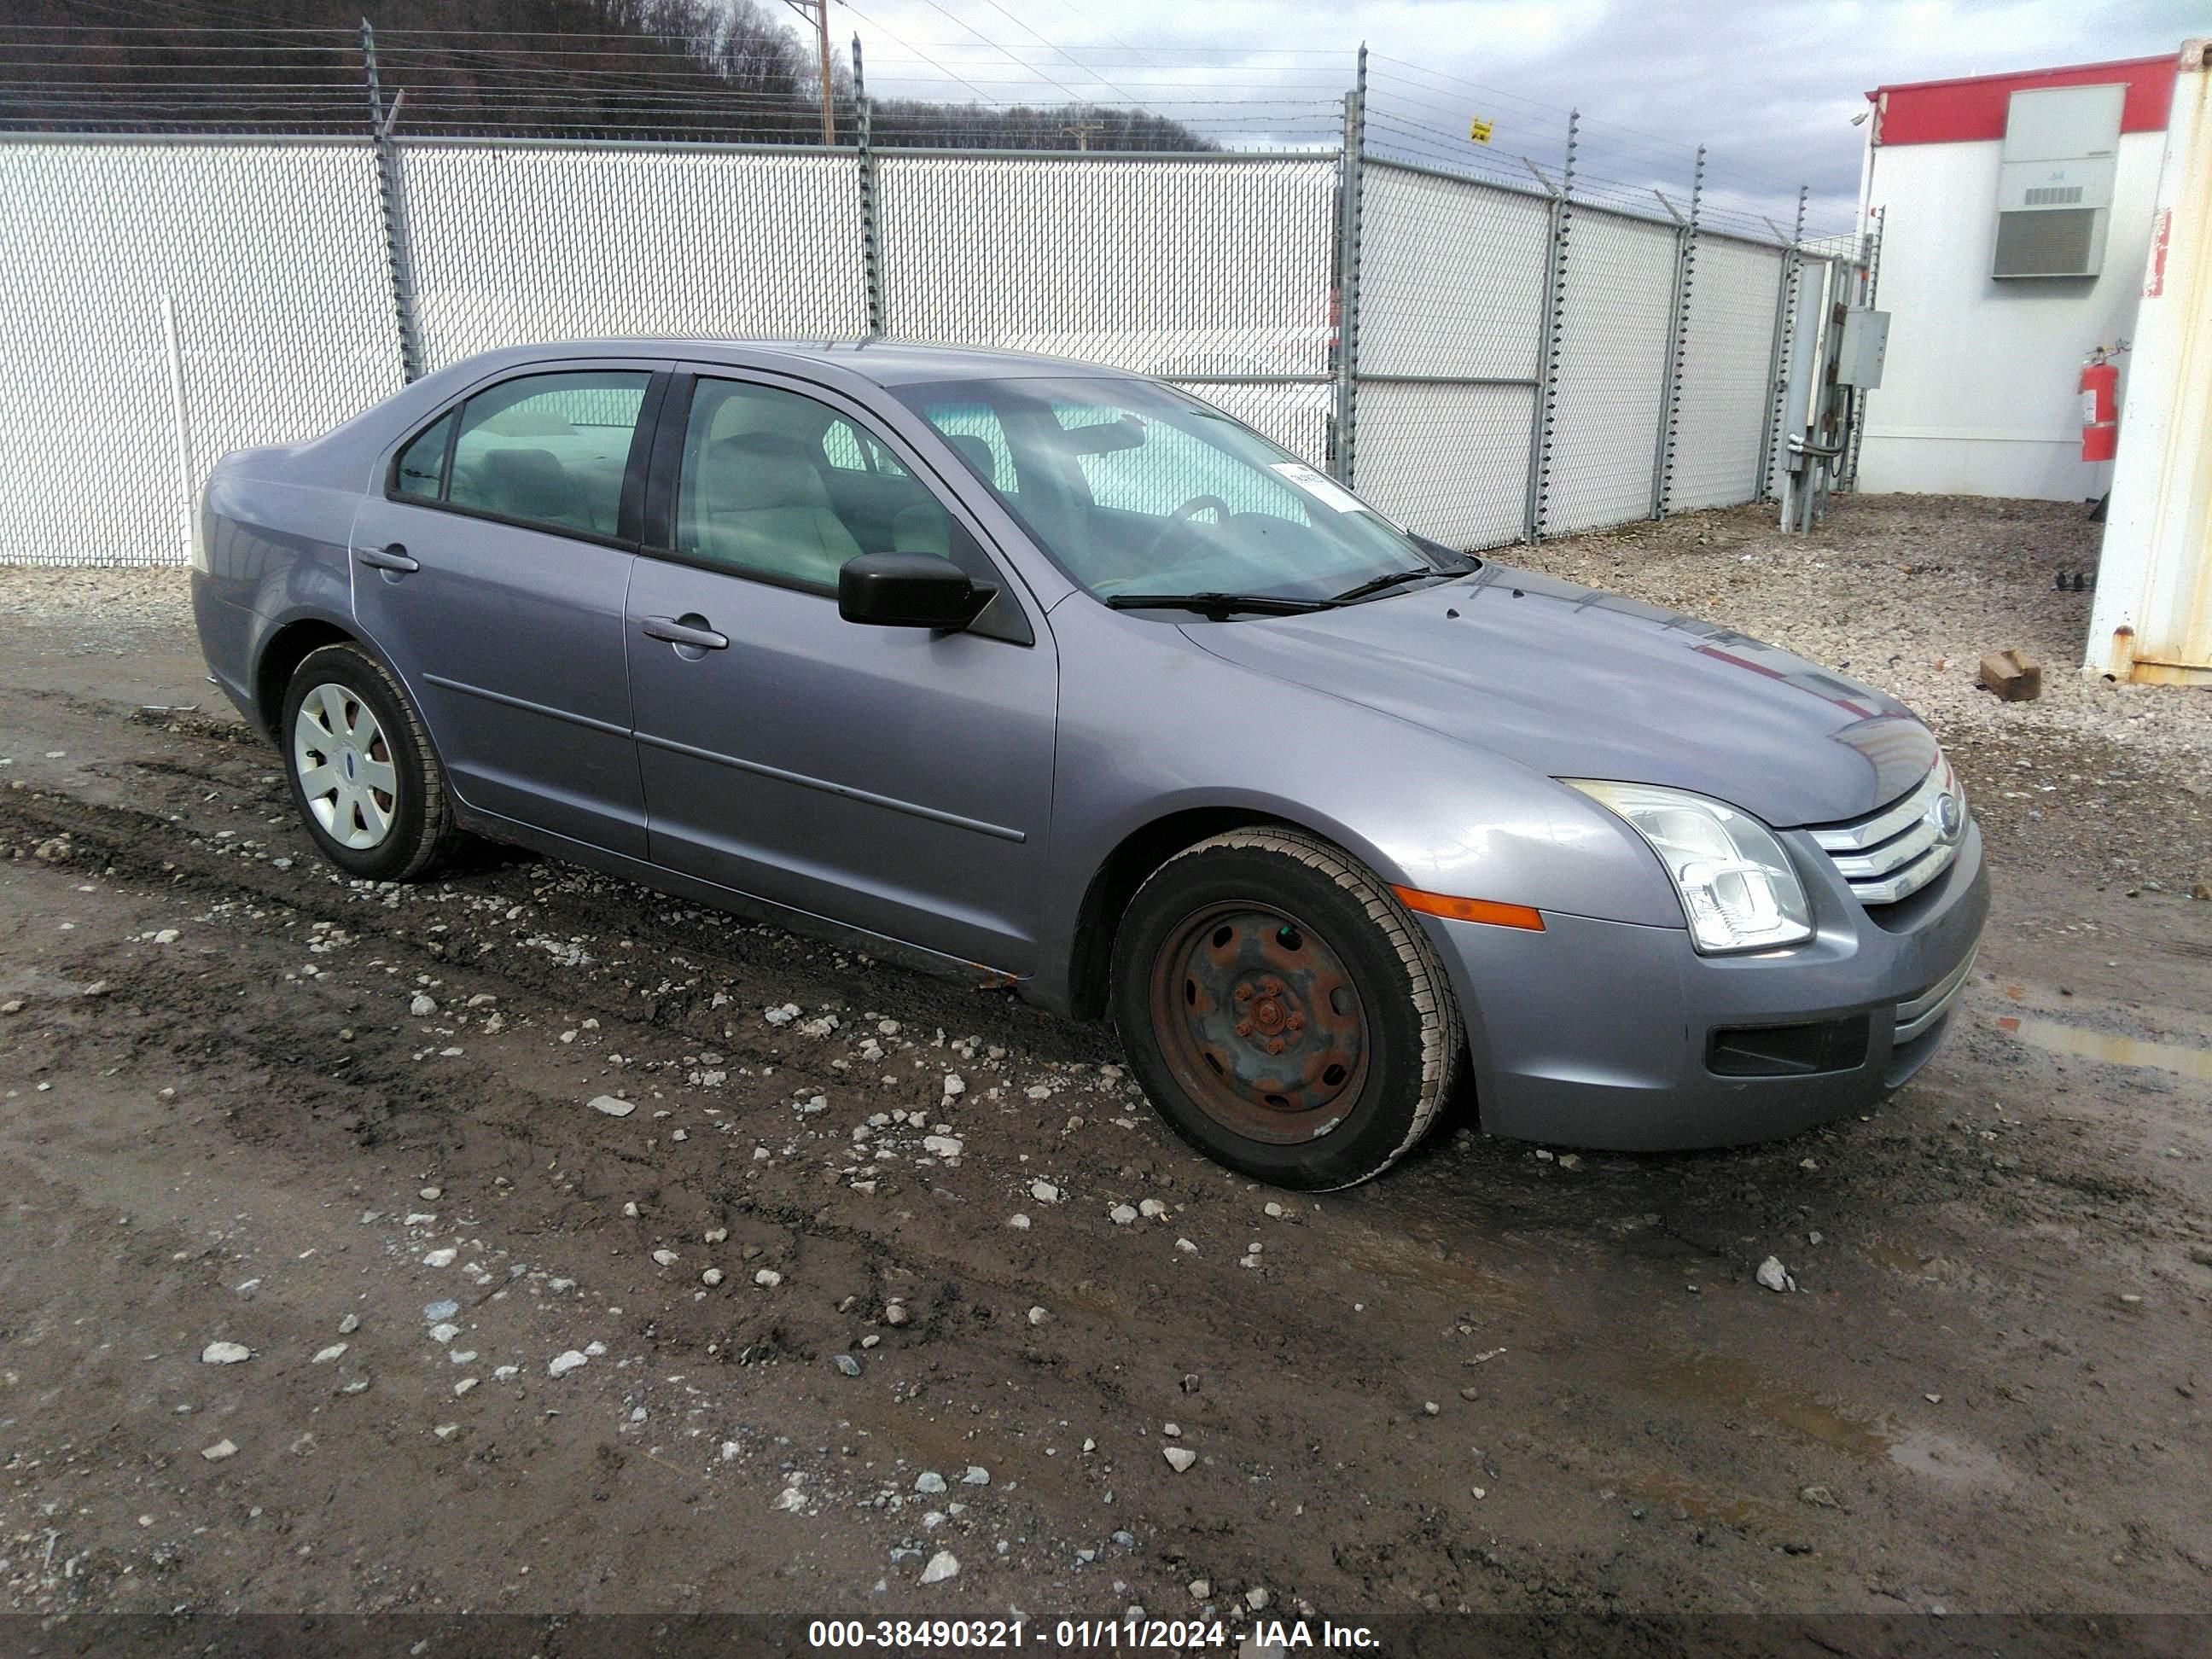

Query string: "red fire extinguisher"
[2080, 349, 2120, 463]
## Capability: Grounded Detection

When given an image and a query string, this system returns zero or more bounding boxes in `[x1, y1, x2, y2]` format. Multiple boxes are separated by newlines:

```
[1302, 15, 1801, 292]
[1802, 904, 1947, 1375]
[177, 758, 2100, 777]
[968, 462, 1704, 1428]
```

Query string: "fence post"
[852, 35, 884, 338]
[1330, 44, 1367, 486]
[160, 294, 196, 562]
[361, 20, 422, 383]
[1650, 145, 1703, 518]
[1755, 183, 1808, 503]
[1523, 109, 1576, 542]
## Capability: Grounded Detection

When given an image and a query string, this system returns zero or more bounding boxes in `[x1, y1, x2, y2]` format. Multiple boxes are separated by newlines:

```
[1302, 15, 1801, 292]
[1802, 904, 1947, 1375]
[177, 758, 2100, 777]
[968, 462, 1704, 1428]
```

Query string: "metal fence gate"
[0, 127, 1857, 568]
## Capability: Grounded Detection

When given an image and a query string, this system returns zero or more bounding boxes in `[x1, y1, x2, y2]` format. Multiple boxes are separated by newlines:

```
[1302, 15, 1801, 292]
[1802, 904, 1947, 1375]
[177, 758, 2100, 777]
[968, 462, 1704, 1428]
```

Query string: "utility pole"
[782, 1, 837, 145]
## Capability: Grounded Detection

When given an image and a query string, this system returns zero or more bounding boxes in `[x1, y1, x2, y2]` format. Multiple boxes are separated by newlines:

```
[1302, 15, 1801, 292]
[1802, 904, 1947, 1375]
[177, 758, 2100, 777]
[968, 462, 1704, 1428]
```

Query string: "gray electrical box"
[1836, 307, 1889, 388]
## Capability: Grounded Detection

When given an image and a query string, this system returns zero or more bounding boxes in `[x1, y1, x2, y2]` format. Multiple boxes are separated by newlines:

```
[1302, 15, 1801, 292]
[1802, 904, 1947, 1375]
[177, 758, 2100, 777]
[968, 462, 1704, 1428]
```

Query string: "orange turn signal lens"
[1389, 886, 1545, 931]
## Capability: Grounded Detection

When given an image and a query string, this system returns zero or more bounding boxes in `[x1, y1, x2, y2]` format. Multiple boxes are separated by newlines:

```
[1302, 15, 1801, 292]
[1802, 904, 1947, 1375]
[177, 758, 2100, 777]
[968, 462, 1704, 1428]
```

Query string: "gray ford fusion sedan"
[192, 340, 1987, 1190]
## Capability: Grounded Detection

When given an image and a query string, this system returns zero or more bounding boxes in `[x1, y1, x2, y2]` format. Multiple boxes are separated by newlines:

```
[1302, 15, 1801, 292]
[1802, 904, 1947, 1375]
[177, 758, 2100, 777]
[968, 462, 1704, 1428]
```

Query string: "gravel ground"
[0, 564, 189, 648]
[0, 499, 2208, 1644]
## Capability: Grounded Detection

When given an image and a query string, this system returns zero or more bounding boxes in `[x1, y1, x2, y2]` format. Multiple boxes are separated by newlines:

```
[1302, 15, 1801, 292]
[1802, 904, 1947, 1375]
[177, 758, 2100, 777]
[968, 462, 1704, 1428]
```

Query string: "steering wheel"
[1138, 495, 1234, 563]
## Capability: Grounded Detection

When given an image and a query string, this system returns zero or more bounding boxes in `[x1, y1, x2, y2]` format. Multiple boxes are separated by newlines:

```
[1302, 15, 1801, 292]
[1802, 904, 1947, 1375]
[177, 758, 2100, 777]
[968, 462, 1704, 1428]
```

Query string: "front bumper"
[1418, 815, 1988, 1150]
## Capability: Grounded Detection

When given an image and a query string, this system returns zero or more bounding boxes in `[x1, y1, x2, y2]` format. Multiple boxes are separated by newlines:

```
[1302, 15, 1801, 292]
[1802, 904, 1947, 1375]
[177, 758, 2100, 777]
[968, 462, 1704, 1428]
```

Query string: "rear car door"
[350, 364, 665, 859]
[625, 369, 1058, 974]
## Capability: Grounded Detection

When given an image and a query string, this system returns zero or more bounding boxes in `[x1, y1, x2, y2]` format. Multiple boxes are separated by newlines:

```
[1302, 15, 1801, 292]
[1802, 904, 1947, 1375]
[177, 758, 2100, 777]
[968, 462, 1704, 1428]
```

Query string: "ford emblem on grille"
[1930, 791, 1964, 841]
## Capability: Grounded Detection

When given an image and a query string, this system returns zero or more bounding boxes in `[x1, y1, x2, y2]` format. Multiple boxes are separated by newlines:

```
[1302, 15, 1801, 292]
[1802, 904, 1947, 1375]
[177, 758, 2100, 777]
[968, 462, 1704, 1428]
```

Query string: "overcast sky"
[834, 0, 2198, 236]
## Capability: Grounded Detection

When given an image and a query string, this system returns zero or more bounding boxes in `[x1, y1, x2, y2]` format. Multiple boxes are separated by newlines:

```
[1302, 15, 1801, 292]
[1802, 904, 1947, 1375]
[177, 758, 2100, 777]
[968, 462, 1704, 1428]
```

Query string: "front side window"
[674, 379, 979, 589]
[440, 370, 651, 537]
[894, 376, 1452, 604]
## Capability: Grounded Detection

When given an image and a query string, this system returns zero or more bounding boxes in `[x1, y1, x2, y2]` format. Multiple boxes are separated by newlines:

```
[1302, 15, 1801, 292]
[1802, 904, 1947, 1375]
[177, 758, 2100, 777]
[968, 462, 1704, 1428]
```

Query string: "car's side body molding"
[633, 729, 1030, 845]
[422, 672, 632, 740]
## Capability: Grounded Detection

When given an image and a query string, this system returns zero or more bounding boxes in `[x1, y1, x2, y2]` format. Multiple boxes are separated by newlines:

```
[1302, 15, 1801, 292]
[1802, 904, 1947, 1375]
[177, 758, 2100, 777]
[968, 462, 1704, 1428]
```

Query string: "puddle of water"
[1329, 1220, 1529, 1313]
[1621, 1470, 1773, 1528]
[1629, 1350, 2012, 1489]
[1863, 1240, 1936, 1278]
[1997, 1015, 2212, 1084]
[1887, 1429, 2015, 1492]
[1632, 1350, 1890, 1461]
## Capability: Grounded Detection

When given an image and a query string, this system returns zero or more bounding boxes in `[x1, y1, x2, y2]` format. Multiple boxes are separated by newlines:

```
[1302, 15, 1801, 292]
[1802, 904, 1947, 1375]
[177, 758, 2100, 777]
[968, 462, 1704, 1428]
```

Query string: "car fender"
[1032, 597, 1685, 1013]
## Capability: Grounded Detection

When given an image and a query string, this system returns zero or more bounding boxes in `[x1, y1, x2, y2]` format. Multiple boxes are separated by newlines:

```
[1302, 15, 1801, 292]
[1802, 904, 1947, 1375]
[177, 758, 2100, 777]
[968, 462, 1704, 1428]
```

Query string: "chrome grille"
[1811, 759, 1966, 907]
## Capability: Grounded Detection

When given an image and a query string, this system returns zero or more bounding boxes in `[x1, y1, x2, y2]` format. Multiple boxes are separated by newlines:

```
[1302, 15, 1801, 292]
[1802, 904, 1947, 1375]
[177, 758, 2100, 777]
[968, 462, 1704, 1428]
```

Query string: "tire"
[279, 642, 463, 882]
[1109, 827, 1464, 1190]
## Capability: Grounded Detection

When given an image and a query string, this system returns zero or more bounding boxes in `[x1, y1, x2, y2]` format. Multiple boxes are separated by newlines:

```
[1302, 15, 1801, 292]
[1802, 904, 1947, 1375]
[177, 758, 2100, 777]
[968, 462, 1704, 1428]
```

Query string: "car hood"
[1181, 562, 1935, 827]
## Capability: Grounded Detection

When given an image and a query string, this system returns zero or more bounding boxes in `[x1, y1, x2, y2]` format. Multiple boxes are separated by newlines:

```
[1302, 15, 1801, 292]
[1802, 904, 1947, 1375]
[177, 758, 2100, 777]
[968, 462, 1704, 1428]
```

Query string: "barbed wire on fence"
[0, 15, 1856, 224]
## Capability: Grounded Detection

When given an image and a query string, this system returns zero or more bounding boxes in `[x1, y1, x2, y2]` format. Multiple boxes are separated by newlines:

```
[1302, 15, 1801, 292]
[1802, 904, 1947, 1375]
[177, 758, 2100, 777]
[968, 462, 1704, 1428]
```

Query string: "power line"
[839, 2, 998, 105]
[901, 0, 1096, 107]
[977, 0, 1152, 110]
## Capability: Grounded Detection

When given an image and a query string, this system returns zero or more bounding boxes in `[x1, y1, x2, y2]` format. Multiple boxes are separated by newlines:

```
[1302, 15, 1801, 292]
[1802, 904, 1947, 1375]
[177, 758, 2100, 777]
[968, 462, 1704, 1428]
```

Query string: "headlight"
[1563, 780, 1813, 954]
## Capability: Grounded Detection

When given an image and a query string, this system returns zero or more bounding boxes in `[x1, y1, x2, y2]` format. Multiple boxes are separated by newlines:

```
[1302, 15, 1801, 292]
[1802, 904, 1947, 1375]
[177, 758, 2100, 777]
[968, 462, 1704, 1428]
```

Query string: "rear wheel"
[281, 643, 461, 882]
[1110, 827, 1463, 1190]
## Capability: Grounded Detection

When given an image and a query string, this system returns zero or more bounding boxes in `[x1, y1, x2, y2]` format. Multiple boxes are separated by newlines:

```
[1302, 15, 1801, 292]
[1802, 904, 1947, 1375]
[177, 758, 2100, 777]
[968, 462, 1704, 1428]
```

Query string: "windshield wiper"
[1103, 591, 1337, 617]
[1330, 565, 1460, 604]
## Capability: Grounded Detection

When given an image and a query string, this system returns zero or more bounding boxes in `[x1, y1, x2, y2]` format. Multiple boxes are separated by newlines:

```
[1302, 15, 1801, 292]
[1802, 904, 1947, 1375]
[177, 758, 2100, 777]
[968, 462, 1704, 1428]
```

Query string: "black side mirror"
[838, 553, 995, 630]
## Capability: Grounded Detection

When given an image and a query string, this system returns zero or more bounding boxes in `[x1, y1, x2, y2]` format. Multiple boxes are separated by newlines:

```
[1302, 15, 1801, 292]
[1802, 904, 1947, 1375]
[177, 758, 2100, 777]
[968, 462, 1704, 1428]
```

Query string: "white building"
[1855, 53, 2180, 499]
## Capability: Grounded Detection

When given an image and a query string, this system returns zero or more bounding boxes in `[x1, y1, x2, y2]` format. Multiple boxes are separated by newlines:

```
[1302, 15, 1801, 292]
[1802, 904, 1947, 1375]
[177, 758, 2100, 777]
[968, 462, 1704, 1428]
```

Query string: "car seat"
[690, 431, 862, 586]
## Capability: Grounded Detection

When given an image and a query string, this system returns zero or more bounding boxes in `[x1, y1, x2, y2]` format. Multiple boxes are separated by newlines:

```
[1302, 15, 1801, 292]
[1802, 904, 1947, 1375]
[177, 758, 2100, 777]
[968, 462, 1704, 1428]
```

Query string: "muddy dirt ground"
[1, 498, 2209, 1645]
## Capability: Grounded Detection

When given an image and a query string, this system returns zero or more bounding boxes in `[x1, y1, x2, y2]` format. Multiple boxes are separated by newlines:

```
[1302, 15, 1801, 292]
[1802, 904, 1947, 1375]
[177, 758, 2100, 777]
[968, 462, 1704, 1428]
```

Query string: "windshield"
[891, 375, 1461, 607]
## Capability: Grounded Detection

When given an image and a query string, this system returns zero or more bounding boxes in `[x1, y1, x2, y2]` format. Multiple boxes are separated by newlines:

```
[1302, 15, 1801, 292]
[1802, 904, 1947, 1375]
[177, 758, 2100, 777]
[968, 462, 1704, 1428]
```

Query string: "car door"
[350, 363, 665, 859]
[626, 369, 1058, 974]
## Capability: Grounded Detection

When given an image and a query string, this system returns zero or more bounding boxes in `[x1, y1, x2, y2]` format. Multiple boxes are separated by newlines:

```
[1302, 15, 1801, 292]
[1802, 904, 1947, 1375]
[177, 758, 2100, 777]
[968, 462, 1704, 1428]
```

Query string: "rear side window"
[442, 371, 651, 537]
[393, 411, 454, 500]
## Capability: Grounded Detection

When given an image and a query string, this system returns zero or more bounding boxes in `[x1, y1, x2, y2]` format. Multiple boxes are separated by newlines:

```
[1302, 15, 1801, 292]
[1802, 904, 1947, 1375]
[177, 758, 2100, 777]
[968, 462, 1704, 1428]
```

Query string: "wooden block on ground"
[1978, 649, 2042, 701]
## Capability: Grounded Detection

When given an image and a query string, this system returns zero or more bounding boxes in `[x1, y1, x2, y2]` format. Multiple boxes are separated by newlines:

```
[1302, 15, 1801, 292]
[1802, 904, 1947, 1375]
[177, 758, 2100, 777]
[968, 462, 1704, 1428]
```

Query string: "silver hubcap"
[293, 682, 397, 851]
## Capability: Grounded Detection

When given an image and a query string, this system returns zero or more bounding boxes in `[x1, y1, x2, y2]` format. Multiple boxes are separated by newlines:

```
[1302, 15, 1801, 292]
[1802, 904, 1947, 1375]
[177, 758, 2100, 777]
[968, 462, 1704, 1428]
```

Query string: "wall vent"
[1994, 208, 2098, 278]
[1993, 84, 2122, 279]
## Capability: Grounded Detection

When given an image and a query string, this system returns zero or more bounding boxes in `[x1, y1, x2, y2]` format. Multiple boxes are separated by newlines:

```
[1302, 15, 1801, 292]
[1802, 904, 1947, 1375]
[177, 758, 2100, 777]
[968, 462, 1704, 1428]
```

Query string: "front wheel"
[1110, 827, 1464, 1190]
[280, 643, 462, 882]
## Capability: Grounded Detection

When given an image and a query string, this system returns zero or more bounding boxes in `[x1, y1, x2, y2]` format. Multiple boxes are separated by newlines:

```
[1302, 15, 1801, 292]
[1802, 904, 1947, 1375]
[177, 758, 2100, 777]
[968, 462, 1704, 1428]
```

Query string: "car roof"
[446, 339, 1150, 389]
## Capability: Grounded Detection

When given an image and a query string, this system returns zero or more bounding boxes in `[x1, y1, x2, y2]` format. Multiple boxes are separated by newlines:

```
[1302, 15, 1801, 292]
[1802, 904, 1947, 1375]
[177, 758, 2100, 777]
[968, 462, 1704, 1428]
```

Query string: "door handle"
[641, 614, 729, 651]
[356, 543, 419, 573]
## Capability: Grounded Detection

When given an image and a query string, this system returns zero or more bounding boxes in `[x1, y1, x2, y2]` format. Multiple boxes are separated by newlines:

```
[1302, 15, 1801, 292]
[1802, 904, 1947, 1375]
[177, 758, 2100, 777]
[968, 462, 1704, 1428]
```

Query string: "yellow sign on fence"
[1469, 115, 1494, 144]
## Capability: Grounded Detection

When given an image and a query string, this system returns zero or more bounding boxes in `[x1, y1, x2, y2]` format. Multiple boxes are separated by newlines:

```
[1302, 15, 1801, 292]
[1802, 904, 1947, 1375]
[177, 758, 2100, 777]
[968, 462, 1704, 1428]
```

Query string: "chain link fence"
[0, 136, 401, 567]
[876, 152, 1339, 464]
[0, 121, 1854, 567]
[399, 140, 868, 368]
[1349, 160, 1548, 548]
[1538, 208, 1681, 536]
[1669, 234, 1792, 512]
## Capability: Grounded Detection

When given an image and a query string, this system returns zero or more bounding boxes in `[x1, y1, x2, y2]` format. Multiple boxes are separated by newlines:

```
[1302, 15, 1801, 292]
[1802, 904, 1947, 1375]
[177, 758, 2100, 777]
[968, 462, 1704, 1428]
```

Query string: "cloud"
[843, 0, 2192, 236]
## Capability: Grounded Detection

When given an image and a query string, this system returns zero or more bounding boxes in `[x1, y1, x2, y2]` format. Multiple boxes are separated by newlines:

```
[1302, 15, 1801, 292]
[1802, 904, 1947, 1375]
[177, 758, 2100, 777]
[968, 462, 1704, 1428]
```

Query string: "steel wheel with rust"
[1112, 827, 1464, 1189]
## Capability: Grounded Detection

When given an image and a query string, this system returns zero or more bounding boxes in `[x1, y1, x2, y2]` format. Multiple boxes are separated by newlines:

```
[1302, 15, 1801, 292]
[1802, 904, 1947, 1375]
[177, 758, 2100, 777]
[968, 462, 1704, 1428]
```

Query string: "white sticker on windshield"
[1269, 462, 1371, 515]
